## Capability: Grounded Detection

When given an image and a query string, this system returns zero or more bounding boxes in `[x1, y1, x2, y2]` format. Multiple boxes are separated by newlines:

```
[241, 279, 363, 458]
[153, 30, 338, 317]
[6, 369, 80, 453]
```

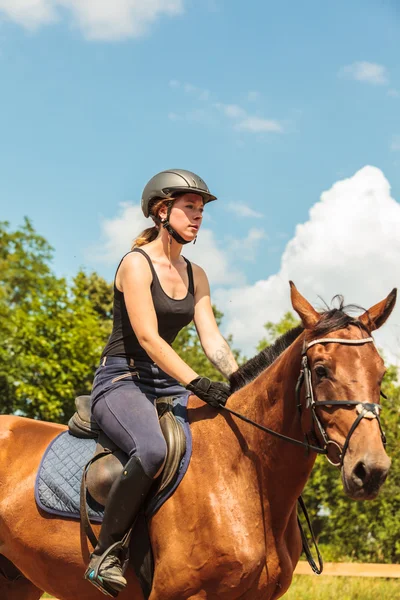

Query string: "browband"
[305, 337, 374, 351]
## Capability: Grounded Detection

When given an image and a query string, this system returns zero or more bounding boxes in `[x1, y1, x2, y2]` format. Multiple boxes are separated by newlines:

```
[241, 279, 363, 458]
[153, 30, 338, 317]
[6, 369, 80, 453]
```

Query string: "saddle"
[68, 395, 187, 507]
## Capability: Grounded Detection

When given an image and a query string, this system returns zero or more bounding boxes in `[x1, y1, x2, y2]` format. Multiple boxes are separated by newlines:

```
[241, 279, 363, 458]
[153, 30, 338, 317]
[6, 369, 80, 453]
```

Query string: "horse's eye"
[315, 364, 328, 379]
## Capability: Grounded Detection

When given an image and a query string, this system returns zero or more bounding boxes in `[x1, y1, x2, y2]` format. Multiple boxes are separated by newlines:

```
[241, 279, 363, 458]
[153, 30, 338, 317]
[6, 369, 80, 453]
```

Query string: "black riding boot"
[84, 455, 153, 597]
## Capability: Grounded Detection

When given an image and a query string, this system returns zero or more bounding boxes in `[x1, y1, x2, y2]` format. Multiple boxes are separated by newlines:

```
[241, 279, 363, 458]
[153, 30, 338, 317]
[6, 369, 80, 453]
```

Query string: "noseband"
[221, 334, 387, 468]
[296, 335, 386, 467]
[219, 332, 388, 575]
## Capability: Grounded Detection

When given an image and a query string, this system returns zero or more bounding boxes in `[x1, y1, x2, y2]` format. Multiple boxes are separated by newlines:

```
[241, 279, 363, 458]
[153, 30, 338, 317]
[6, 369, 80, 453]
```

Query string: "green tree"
[256, 311, 300, 352]
[0, 220, 112, 422]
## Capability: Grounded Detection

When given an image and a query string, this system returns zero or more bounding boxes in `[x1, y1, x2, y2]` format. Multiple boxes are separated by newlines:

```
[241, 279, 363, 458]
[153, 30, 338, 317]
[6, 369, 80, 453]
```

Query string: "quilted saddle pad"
[34, 394, 192, 522]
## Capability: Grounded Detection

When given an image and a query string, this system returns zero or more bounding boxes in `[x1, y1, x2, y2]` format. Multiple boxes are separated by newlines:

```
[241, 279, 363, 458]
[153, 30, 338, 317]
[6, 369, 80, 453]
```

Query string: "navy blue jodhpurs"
[91, 357, 187, 479]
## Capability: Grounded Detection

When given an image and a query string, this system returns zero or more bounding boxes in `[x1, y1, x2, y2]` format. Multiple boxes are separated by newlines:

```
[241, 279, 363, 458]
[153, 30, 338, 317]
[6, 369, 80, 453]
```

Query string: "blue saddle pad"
[35, 393, 192, 522]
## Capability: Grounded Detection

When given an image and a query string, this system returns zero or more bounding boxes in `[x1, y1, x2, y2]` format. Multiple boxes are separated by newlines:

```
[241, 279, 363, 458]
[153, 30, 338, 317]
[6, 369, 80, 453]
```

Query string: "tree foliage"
[0, 220, 112, 422]
[256, 311, 300, 352]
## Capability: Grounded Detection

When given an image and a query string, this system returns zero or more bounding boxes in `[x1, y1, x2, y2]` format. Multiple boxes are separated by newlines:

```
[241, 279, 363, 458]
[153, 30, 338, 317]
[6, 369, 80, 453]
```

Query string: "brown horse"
[0, 283, 396, 600]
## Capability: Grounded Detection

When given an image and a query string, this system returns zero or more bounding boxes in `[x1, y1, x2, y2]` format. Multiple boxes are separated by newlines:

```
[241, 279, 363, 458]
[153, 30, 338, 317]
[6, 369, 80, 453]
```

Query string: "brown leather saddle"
[68, 395, 186, 508]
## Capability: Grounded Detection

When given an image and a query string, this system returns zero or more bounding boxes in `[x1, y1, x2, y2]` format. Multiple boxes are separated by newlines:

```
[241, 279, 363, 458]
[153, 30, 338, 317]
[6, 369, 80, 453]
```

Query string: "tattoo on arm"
[209, 339, 238, 379]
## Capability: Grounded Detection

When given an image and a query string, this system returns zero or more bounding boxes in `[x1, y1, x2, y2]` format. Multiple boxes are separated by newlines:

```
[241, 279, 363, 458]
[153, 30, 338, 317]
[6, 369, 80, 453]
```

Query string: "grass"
[282, 575, 400, 599]
[42, 576, 400, 599]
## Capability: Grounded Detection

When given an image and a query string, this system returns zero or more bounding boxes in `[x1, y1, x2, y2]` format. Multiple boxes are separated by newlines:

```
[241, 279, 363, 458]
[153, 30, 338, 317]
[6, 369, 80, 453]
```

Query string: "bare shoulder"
[189, 261, 210, 293]
[120, 250, 149, 269]
[117, 250, 152, 290]
[190, 261, 207, 279]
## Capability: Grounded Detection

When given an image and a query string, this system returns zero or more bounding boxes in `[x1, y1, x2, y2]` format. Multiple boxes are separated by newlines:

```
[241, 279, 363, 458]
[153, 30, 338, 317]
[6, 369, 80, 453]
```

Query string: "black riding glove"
[186, 377, 230, 408]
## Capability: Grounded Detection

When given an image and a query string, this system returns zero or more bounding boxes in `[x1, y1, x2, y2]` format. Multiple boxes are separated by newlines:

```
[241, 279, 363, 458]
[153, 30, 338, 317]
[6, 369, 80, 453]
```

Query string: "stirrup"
[84, 540, 129, 598]
[84, 569, 119, 598]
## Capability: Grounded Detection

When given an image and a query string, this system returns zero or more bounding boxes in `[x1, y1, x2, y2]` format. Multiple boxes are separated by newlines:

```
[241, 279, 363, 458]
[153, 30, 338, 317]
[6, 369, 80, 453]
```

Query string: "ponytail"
[131, 226, 159, 249]
[131, 197, 174, 249]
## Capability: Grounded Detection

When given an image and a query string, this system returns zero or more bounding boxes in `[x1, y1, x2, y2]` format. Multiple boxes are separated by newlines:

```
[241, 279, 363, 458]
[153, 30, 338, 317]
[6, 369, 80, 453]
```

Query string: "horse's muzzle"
[342, 452, 391, 500]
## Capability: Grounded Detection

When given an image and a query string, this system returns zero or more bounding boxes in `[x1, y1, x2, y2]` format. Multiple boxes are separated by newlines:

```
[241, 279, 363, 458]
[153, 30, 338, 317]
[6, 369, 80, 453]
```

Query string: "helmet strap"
[167, 233, 172, 264]
[159, 200, 192, 245]
[161, 220, 191, 245]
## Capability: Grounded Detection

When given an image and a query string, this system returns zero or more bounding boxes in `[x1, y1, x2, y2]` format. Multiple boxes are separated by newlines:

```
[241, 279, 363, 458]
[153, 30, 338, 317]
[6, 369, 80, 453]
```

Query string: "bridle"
[219, 332, 388, 575]
[296, 335, 387, 467]
[221, 333, 387, 468]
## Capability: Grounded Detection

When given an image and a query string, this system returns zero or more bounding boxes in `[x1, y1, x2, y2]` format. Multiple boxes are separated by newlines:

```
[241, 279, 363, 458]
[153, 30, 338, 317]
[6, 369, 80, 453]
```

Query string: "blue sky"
[1, 0, 399, 358]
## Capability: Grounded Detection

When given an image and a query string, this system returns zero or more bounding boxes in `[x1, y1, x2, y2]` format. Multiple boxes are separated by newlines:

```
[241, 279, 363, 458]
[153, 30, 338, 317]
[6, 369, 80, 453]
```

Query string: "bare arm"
[192, 264, 238, 379]
[207, 338, 238, 379]
[119, 253, 198, 385]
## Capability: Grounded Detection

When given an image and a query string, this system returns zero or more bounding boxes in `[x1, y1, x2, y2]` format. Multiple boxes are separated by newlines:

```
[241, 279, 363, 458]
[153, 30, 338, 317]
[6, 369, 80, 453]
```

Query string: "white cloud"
[390, 135, 400, 152]
[169, 108, 215, 126]
[170, 88, 284, 135]
[227, 202, 264, 218]
[339, 61, 389, 85]
[0, 0, 185, 40]
[214, 102, 283, 133]
[235, 116, 283, 133]
[388, 89, 400, 98]
[86, 202, 149, 265]
[183, 83, 210, 101]
[169, 80, 210, 101]
[214, 166, 400, 365]
[87, 202, 245, 286]
[227, 228, 267, 261]
[214, 103, 247, 119]
[0, 0, 56, 29]
[184, 229, 246, 286]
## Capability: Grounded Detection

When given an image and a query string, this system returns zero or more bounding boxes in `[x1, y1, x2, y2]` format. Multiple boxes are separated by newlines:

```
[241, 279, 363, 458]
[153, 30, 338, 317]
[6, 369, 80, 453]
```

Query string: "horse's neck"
[229, 333, 317, 526]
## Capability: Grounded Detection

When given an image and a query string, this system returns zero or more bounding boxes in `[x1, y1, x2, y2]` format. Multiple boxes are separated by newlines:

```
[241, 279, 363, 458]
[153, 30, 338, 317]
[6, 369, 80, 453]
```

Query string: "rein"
[220, 405, 327, 454]
[222, 335, 385, 466]
[219, 333, 387, 575]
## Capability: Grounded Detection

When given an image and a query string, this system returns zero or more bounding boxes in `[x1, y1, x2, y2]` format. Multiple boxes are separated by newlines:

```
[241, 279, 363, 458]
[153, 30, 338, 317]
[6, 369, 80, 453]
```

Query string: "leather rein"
[221, 334, 386, 467]
[219, 333, 387, 575]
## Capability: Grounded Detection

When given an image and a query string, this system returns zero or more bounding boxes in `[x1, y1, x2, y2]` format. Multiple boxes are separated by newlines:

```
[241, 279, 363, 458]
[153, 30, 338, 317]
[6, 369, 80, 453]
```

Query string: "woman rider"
[84, 169, 239, 596]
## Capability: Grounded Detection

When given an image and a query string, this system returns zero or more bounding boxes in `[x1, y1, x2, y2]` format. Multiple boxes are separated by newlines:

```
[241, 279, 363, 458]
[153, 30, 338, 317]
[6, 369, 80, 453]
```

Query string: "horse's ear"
[359, 288, 397, 332]
[289, 281, 321, 329]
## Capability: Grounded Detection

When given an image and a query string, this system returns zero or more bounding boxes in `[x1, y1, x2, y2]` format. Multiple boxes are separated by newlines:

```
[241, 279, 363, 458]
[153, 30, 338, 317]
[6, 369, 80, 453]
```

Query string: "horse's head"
[290, 282, 397, 500]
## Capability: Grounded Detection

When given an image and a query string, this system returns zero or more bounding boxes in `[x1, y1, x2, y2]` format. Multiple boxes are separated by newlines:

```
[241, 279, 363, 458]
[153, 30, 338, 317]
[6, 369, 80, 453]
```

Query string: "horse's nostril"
[347, 454, 391, 497]
[354, 461, 367, 482]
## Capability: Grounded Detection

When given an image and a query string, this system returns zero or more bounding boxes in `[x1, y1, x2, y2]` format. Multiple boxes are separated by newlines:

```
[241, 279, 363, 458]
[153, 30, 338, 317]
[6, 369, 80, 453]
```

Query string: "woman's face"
[161, 193, 204, 242]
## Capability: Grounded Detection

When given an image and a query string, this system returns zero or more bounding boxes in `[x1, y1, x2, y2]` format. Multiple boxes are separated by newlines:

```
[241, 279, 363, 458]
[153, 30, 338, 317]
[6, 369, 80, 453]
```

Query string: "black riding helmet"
[141, 169, 217, 245]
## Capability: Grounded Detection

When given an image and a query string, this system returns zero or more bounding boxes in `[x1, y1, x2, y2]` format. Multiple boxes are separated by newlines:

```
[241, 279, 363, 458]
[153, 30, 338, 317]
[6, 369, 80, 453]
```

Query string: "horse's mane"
[229, 295, 370, 392]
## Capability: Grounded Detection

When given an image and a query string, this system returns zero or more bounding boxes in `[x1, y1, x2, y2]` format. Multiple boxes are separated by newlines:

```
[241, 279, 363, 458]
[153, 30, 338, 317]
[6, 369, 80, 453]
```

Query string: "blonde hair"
[131, 198, 173, 249]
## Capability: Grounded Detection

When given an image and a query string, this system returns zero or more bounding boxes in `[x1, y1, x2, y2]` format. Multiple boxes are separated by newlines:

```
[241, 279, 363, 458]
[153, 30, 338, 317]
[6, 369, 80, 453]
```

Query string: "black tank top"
[101, 248, 195, 361]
